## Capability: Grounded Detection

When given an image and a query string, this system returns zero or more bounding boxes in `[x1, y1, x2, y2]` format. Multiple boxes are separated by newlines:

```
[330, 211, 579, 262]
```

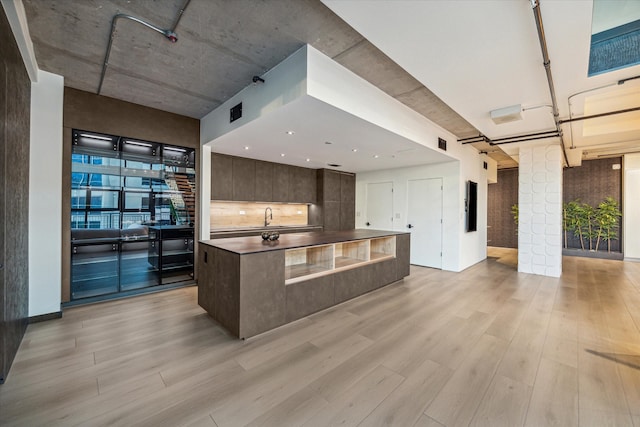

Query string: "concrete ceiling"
[23, 0, 504, 166]
[28, 0, 639, 170]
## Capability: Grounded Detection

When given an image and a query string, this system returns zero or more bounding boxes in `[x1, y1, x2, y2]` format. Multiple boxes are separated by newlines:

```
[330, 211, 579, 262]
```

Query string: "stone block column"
[518, 145, 562, 277]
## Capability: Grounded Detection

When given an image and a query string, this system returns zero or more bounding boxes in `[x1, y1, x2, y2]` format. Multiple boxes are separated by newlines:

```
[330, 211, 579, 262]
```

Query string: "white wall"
[29, 69, 64, 316]
[356, 145, 489, 272]
[624, 153, 640, 261]
[200, 144, 211, 240]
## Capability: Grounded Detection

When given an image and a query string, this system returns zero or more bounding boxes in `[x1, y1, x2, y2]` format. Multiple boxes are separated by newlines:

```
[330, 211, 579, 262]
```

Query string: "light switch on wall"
[356, 211, 361, 217]
[395, 213, 401, 219]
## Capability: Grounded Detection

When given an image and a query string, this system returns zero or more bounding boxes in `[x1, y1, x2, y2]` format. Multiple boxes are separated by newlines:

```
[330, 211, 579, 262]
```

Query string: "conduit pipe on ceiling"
[97, 0, 191, 95]
[530, 0, 571, 167]
[559, 106, 640, 125]
[459, 129, 559, 145]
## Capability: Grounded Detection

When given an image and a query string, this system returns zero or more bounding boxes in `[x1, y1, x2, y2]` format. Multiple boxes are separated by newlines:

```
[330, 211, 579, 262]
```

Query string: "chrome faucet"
[264, 207, 273, 227]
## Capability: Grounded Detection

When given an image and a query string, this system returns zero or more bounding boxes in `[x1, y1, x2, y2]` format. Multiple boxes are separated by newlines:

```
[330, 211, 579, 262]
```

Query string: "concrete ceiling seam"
[97, 0, 191, 95]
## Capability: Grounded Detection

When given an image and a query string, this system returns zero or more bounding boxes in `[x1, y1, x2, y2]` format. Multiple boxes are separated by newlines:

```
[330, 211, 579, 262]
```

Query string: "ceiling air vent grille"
[230, 102, 242, 123]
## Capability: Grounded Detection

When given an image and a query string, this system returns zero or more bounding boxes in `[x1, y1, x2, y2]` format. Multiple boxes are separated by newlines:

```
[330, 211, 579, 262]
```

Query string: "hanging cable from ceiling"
[97, 0, 191, 95]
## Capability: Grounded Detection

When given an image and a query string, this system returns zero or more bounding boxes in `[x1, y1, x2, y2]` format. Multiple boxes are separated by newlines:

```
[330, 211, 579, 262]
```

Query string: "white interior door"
[407, 178, 443, 268]
[365, 182, 394, 230]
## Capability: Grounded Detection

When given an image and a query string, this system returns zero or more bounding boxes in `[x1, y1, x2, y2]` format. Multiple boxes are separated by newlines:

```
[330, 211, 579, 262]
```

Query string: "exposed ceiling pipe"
[488, 132, 560, 146]
[97, 0, 191, 95]
[459, 129, 558, 145]
[530, 0, 571, 167]
[559, 105, 640, 124]
[490, 129, 558, 143]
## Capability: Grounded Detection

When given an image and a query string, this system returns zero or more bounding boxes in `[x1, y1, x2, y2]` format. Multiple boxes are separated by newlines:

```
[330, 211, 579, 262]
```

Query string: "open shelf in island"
[284, 236, 396, 285]
[284, 245, 334, 281]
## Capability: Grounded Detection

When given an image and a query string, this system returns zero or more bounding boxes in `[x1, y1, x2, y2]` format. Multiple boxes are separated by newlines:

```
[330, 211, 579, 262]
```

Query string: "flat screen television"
[466, 180, 478, 232]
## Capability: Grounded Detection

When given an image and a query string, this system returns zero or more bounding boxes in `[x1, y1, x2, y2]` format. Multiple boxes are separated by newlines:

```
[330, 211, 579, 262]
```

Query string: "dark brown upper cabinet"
[232, 157, 256, 201]
[289, 166, 316, 204]
[272, 163, 290, 203]
[211, 153, 318, 204]
[323, 169, 341, 202]
[211, 153, 233, 200]
[254, 160, 273, 202]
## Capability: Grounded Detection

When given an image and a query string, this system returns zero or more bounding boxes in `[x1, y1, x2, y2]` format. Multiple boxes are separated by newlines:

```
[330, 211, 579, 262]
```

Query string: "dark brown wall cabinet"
[211, 154, 233, 201]
[211, 153, 316, 204]
[232, 157, 256, 201]
[1, 7, 31, 384]
[272, 163, 290, 202]
[316, 169, 356, 231]
[254, 161, 273, 202]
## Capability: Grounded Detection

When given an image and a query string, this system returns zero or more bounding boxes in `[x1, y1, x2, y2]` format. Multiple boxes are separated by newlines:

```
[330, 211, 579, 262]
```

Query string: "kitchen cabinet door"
[323, 170, 341, 202]
[232, 157, 255, 201]
[254, 160, 273, 202]
[302, 167, 317, 204]
[272, 163, 290, 202]
[323, 201, 340, 231]
[288, 166, 317, 203]
[340, 173, 355, 203]
[340, 200, 356, 230]
[211, 153, 233, 200]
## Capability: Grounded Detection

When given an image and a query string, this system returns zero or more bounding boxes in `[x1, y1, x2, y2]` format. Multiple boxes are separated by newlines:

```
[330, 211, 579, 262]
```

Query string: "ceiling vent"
[490, 104, 523, 125]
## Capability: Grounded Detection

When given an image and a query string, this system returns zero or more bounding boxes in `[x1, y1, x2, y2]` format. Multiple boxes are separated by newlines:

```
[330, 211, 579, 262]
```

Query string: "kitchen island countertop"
[201, 229, 408, 255]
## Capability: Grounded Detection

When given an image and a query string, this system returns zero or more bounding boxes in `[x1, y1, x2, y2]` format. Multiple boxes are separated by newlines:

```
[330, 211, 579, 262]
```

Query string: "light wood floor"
[2, 248, 640, 427]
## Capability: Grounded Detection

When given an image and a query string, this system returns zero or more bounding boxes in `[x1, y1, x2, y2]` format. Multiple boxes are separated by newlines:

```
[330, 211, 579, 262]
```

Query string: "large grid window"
[70, 129, 196, 302]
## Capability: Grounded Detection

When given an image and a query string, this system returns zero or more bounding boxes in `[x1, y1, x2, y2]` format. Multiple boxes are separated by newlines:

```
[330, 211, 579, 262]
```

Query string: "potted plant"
[594, 197, 622, 252]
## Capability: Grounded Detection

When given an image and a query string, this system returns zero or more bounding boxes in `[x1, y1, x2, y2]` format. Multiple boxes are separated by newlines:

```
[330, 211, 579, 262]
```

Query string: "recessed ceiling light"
[352, 148, 358, 152]
[280, 153, 286, 157]
[244, 146, 249, 150]
[286, 131, 295, 135]
[373, 155, 379, 158]
[306, 158, 310, 162]
[325, 141, 332, 145]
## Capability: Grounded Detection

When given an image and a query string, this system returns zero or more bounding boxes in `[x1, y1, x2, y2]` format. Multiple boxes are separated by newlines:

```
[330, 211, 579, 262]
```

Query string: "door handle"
[407, 224, 413, 229]
[366, 222, 371, 226]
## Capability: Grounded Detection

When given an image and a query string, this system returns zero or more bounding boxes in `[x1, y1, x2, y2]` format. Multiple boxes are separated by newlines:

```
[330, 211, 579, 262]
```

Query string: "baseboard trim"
[29, 311, 63, 323]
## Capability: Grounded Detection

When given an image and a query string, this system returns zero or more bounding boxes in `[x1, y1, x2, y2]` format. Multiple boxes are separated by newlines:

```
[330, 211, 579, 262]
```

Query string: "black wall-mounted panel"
[467, 180, 478, 232]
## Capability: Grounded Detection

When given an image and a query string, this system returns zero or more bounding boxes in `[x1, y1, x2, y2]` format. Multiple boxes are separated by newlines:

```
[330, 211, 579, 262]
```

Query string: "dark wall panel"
[487, 169, 518, 248]
[563, 157, 622, 252]
[1, 7, 31, 384]
[62, 88, 200, 302]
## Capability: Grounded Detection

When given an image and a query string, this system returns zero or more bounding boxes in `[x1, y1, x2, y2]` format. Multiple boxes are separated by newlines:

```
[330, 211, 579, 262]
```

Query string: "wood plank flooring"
[1, 247, 640, 426]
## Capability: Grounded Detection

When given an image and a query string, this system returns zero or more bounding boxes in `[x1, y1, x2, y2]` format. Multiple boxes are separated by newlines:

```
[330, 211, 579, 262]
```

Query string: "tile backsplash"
[211, 201, 308, 229]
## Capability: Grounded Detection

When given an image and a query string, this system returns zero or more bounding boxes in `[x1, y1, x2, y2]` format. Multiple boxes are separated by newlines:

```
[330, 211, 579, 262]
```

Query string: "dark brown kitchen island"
[198, 229, 410, 339]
